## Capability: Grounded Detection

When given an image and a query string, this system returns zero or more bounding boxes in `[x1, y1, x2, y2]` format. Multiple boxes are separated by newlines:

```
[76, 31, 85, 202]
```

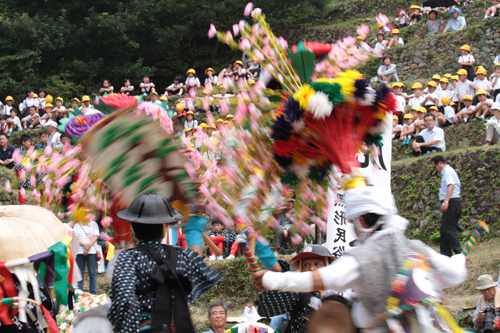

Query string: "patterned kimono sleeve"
[108, 250, 141, 333]
[175, 247, 224, 304]
[258, 290, 300, 317]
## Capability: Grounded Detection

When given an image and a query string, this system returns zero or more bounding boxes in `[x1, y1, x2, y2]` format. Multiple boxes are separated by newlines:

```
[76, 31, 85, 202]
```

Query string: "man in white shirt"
[45, 120, 64, 150]
[485, 102, 500, 145]
[251, 185, 468, 332]
[412, 113, 445, 156]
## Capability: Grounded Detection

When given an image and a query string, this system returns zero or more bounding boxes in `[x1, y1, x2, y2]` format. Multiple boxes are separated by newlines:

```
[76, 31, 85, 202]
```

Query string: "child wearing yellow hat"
[233, 60, 246, 82]
[400, 113, 416, 145]
[140, 75, 155, 95]
[422, 81, 439, 110]
[205, 68, 218, 86]
[3, 96, 14, 115]
[409, 5, 422, 24]
[408, 82, 424, 110]
[388, 29, 404, 48]
[392, 115, 402, 139]
[391, 83, 407, 115]
[247, 59, 261, 80]
[185, 69, 201, 90]
[458, 45, 475, 81]
[456, 95, 475, 123]
[52, 97, 67, 119]
[428, 106, 448, 127]
[474, 89, 494, 120]
[80, 95, 95, 114]
[471, 67, 493, 101]
[456, 69, 474, 111]
[440, 96, 458, 126]
[184, 111, 198, 129]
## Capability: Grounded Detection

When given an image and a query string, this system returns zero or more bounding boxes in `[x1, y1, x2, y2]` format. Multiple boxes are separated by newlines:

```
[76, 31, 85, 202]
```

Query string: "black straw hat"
[117, 193, 184, 224]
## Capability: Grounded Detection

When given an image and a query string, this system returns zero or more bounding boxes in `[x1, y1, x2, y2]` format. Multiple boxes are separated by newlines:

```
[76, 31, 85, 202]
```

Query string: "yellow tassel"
[436, 303, 465, 333]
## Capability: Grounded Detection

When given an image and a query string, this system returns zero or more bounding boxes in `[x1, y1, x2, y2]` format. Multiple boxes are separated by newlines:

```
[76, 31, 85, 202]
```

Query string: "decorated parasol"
[0, 205, 68, 261]
[0, 205, 76, 328]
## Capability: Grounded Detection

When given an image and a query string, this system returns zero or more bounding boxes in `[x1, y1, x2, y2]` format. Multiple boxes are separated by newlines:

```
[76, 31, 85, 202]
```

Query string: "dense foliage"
[0, 0, 328, 106]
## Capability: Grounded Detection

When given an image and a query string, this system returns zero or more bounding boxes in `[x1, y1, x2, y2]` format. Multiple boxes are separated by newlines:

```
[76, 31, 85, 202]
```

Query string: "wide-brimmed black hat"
[117, 193, 183, 224]
[290, 244, 334, 270]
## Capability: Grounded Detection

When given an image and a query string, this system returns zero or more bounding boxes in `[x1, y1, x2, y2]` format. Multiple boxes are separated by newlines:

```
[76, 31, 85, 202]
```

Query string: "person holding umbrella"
[108, 193, 223, 333]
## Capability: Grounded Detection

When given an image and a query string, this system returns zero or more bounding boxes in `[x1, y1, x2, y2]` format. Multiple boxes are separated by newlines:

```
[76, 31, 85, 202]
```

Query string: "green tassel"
[309, 82, 344, 106]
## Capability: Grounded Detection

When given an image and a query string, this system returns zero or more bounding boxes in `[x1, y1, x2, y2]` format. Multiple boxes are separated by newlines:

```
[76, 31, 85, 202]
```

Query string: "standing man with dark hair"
[202, 301, 228, 333]
[431, 155, 462, 257]
[411, 113, 446, 156]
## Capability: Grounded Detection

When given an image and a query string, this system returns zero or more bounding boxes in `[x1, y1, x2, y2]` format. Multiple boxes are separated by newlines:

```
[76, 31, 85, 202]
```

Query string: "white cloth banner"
[325, 115, 393, 254]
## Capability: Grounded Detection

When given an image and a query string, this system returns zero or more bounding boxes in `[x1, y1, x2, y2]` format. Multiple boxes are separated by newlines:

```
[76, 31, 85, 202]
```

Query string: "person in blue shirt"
[431, 155, 462, 257]
[443, 8, 466, 32]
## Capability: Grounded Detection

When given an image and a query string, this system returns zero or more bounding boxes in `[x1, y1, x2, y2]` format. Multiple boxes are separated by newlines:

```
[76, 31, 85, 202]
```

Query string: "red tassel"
[293, 104, 379, 174]
[273, 140, 294, 158]
[40, 304, 59, 333]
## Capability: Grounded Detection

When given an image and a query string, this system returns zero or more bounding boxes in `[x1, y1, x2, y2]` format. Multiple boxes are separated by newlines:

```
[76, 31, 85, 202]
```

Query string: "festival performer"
[252, 183, 469, 332]
[108, 193, 223, 333]
[258, 244, 337, 333]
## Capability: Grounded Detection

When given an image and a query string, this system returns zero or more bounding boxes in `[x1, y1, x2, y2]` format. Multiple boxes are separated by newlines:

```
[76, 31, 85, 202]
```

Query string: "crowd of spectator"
[377, 1, 500, 155]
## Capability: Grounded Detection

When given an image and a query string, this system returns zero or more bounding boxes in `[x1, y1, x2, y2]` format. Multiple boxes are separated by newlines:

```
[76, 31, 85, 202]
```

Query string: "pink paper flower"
[244, 2, 254, 16]
[101, 216, 113, 228]
[208, 24, 217, 38]
[232, 24, 239, 36]
[251, 8, 262, 17]
[5, 180, 10, 193]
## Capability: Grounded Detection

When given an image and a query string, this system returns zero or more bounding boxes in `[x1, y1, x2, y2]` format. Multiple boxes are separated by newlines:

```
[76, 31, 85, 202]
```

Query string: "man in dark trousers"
[431, 155, 462, 257]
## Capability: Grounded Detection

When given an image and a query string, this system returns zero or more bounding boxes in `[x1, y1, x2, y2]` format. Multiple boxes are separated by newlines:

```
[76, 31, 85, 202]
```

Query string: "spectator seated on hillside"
[396, 9, 410, 28]
[400, 113, 416, 145]
[491, 64, 500, 101]
[422, 10, 444, 37]
[120, 78, 135, 96]
[247, 59, 261, 79]
[21, 106, 40, 129]
[474, 89, 494, 121]
[139, 75, 155, 95]
[408, 83, 425, 109]
[423, 81, 439, 110]
[233, 60, 247, 83]
[99, 79, 114, 96]
[206, 218, 236, 260]
[6, 109, 21, 135]
[456, 95, 476, 123]
[377, 22, 391, 35]
[388, 29, 404, 48]
[212, 87, 233, 112]
[437, 78, 454, 112]
[273, 198, 297, 256]
[412, 113, 445, 156]
[218, 64, 234, 86]
[456, 69, 474, 110]
[202, 301, 228, 333]
[185, 69, 201, 90]
[0, 133, 14, 169]
[485, 0, 500, 18]
[429, 106, 448, 127]
[165, 75, 184, 96]
[485, 102, 500, 145]
[374, 32, 389, 50]
[377, 56, 399, 83]
[472, 275, 500, 331]
[443, 8, 466, 33]
[472, 67, 493, 99]
[409, 5, 423, 25]
[0, 116, 7, 136]
[52, 97, 66, 119]
[413, 107, 429, 133]
[392, 82, 407, 115]
[441, 96, 459, 126]
[204, 68, 218, 86]
[392, 115, 402, 139]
